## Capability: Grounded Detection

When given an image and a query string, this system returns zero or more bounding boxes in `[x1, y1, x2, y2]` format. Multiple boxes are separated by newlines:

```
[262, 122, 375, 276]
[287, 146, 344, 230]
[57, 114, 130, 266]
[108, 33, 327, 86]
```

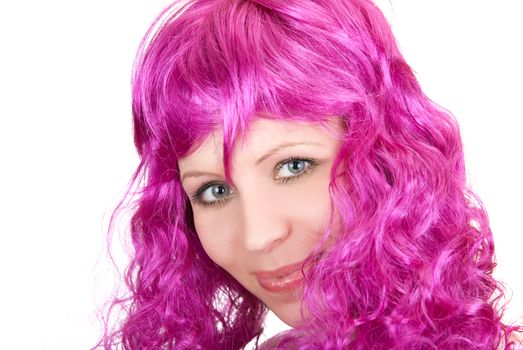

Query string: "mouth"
[255, 267, 305, 293]
[254, 254, 321, 293]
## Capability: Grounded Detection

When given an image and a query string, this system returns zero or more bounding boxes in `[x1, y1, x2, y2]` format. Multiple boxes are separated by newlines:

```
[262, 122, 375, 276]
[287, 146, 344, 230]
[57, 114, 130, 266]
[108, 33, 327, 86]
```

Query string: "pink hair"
[95, 0, 522, 348]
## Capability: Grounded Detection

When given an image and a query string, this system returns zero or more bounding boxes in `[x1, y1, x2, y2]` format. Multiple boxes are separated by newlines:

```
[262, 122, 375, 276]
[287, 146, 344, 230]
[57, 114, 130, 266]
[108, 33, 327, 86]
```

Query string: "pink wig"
[96, 0, 522, 348]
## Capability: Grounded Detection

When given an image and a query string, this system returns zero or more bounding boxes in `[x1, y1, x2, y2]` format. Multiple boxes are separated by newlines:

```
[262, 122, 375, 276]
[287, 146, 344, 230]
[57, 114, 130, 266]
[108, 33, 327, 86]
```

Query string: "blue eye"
[274, 157, 317, 183]
[190, 156, 318, 207]
[191, 181, 232, 208]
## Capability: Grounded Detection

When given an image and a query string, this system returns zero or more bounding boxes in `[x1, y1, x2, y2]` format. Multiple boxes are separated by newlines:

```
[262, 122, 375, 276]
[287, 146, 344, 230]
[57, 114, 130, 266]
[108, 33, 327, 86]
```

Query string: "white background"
[0, 1, 521, 349]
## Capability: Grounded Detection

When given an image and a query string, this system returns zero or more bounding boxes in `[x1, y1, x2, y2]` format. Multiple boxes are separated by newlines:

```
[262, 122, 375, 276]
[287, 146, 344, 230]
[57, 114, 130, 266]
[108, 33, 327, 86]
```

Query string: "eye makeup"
[189, 156, 319, 208]
[190, 180, 232, 208]
[273, 156, 318, 184]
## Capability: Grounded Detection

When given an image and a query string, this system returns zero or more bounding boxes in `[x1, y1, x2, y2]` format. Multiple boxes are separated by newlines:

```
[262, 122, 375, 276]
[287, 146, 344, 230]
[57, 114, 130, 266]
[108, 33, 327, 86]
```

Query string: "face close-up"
[178, 117, 343, 327]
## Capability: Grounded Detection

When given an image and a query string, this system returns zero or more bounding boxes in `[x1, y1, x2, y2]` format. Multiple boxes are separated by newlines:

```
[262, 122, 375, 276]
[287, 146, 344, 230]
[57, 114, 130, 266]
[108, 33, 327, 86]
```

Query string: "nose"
[239, 190, 291, 253]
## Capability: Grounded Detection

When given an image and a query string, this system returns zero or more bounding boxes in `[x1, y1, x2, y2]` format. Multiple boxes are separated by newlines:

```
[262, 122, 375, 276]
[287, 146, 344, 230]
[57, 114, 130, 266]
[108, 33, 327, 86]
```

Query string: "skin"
[178, 117, 343, 327]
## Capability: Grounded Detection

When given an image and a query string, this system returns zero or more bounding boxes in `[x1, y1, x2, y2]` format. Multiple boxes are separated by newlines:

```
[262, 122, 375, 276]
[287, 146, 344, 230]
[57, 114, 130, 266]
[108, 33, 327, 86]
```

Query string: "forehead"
[178, 118, 342, 168]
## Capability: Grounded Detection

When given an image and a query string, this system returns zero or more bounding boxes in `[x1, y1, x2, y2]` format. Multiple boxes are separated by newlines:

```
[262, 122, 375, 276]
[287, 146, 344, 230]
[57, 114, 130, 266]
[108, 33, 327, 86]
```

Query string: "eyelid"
[190, 180, 233, 208]
[190, 156, 319, 207]
[273, 156, 318, 183]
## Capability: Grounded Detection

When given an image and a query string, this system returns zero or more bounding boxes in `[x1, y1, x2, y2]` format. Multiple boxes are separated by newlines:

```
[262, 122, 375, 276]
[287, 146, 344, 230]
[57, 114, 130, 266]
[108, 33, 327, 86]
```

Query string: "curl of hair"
[95, 0, 522, 349]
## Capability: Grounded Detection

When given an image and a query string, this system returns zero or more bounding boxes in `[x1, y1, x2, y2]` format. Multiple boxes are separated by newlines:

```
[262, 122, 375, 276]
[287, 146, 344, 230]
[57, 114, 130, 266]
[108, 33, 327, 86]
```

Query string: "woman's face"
[178, 117, 342, 327]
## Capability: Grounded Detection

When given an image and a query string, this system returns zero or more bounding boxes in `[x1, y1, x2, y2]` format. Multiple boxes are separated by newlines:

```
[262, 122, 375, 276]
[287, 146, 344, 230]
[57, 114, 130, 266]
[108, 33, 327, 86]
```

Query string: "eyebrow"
[180, 141, 323, 182]
[254, 141, 322, 165]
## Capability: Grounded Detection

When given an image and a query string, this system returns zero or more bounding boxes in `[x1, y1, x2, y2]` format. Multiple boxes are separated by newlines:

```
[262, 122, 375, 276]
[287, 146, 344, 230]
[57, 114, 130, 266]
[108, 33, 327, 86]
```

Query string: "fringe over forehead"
[131, 0, 397, 181]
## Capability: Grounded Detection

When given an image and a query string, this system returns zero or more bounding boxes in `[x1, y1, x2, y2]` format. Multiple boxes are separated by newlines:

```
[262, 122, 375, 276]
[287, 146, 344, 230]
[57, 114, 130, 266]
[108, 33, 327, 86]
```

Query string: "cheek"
[193, 210, 237, 269]
[283, 172, 332, 227]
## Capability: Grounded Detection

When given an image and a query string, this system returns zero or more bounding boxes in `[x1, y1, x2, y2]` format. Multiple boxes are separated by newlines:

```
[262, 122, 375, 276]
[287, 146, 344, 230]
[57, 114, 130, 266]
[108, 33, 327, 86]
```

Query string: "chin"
[271, 298, 308, 328]
[280, 316, 302, 328]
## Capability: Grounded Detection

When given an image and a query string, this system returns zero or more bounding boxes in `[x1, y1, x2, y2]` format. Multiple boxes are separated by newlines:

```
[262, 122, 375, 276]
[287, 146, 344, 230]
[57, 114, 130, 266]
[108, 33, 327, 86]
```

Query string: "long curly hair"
[95, 0, 523, 348]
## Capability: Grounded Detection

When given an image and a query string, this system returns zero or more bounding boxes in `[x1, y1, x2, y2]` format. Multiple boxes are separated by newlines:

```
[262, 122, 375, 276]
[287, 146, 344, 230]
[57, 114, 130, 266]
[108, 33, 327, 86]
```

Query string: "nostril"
[243, 227, 291, 253]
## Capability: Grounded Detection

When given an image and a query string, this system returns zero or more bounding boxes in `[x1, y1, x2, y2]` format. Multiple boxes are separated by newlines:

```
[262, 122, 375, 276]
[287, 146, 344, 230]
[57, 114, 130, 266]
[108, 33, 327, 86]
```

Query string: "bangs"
[131, 0, 365, 180]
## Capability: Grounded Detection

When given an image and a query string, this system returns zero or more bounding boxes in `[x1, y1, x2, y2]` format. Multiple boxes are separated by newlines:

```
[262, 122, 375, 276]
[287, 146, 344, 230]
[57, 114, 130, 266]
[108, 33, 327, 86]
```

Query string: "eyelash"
[190, 156, 318, 208]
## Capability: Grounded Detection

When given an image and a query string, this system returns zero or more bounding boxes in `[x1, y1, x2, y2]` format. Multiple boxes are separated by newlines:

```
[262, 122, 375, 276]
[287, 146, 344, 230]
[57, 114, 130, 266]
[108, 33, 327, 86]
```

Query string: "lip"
[256, 268, 305, 293]
[253, 260, 306, 280]
[253, 259, 310, 293]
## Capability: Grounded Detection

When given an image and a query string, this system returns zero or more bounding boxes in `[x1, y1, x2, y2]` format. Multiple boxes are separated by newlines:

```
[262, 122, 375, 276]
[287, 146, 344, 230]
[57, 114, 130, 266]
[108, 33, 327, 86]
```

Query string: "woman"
[97, 0, 523, 348]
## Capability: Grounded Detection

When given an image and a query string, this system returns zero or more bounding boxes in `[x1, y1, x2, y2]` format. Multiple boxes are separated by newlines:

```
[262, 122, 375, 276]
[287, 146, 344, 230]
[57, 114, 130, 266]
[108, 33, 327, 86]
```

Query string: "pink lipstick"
[254, 260, 307, 293]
